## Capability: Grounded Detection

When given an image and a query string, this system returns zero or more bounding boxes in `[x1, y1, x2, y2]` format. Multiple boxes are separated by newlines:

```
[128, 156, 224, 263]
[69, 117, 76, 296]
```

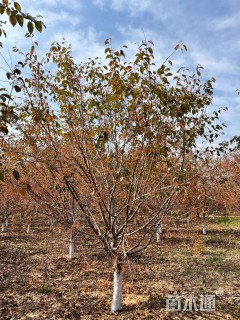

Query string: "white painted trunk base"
[69, 236, 75, 259]
[156, 225, 163, 243]
[111, 271, 122, 312]
[5, 219, 8, 227]
[201, 222, 206, 235]
[2, 223, 5, 232]
[27, 224, 31, 233]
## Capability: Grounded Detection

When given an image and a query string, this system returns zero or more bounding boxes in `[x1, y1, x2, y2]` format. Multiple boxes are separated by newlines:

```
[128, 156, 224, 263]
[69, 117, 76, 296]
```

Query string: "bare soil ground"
[0, 217, 239, 319]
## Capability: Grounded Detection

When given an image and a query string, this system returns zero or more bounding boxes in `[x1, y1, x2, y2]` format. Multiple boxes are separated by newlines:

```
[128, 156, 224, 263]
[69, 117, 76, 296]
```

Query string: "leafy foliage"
[0, 0, 45, 136]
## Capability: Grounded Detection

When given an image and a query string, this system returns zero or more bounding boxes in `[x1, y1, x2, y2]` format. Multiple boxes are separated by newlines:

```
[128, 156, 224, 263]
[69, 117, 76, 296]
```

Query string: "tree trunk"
[27, 224, 31, 233]
[201, 222, 206, 235]
[5, 219, 8, 228]
[2, 223, 5, 232]
[69, 235, 74, 258]
[111, 255, 123, 312]
[156, 224, 162, 243]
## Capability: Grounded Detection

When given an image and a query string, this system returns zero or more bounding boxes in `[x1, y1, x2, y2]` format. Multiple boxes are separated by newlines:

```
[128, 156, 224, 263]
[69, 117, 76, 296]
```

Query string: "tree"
[0, 0, 45, 135]
[5, 39, 227, 312]
[0, 151, 38, 233]
[208, 152, 240, 214]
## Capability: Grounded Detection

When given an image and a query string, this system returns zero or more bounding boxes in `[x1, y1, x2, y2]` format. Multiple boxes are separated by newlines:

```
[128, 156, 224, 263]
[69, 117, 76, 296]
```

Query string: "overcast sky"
[1, 0, 240, 141]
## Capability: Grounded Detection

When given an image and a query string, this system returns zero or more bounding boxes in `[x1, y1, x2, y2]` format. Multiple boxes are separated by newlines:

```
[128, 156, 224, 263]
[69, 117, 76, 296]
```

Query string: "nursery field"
[0, 216, 239, 320]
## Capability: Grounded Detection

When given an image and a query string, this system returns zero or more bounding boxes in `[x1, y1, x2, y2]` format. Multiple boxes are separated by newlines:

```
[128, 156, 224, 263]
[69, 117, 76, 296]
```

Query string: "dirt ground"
[0, 217, 239, 319]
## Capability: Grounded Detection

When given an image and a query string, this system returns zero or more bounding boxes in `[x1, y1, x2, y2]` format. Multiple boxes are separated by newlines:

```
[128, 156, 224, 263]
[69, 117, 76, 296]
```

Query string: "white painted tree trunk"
[5, 219, 8, 227]
[27, 224, 31, 233]
[2, 223, 5, 232]
[111, 271, 123, 312]
[187, 216, 190, 224]
[201, 222, 206, 235]
[69, 235, 74, 259]
[156, 224, 163, 243]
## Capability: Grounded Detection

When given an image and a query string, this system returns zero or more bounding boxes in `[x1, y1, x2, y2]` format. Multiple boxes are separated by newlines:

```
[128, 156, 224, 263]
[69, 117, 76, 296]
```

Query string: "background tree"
[208, 152, 240, 214]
